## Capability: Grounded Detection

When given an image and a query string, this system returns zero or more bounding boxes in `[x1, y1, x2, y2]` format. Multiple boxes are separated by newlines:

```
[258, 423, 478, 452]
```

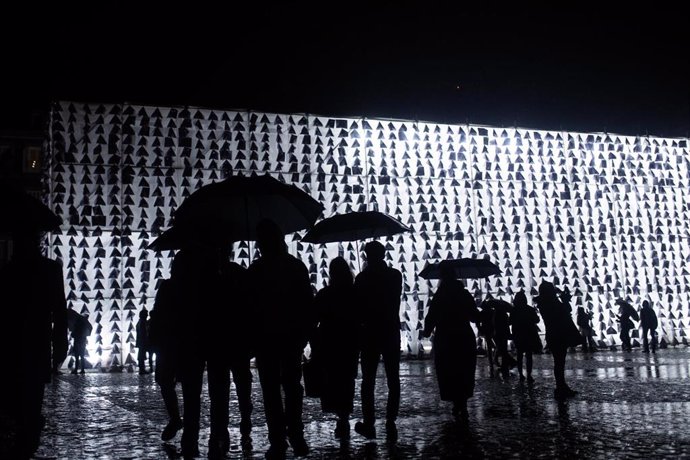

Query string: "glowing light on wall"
[46, 102, 690, 366]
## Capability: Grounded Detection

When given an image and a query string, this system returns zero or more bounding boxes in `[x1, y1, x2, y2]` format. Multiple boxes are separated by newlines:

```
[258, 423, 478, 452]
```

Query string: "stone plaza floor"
[22, 349, 690, 459]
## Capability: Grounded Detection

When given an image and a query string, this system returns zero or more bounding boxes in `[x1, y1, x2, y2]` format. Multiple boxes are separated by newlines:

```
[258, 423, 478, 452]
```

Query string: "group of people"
[0, 223, 664, 460]
[142, 219, 404, 459]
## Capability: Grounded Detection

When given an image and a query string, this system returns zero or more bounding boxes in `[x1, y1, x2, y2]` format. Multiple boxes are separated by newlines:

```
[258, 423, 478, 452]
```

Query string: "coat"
[423, 280, 479, 402]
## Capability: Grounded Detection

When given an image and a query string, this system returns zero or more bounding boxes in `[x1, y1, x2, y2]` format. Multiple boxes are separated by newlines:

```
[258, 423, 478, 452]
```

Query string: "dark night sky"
[2, 3, 688, 137]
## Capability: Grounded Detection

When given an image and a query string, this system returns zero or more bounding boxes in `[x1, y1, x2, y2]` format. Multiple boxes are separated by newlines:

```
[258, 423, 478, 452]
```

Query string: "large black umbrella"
[173, 174, 323, 241]
[419, 258, 501, 280]
[300, 211, 411, 244]
[0, 183, 61, 232]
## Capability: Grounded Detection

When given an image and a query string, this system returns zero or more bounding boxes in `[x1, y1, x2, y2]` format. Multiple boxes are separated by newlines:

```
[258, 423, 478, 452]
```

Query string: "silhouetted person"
[576, 306, 597, 352]
[511, 290, 541, 382]
[353, 241, 403, 441]
[247, 219, 313, 459]
[206, 246, 254, 457]
[477, 297, 496, 377]
[312, 257, 360, 439]
[423, 263, 479, 421]
[136, 308, 153, 374]
[616, 299, 638, 352]
[149, 253, 184, 442]
[493, 300, 515, 379]
[0, 232, 67, 459]
[640, 300, 658, 354]
[535, 282, 583, 400]
[175, 247, 218, 458]
[70, 314, 90, 375]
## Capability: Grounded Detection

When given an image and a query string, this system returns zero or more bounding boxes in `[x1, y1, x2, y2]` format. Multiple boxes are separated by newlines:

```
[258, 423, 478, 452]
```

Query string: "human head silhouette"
[364, 241, 385, 264]
[140, 308, 148, 318]
[329, 256, 353, 287]
[513, 290, 527, 308]
[256, 219, 286, 257]
[642, 300, 650, 309]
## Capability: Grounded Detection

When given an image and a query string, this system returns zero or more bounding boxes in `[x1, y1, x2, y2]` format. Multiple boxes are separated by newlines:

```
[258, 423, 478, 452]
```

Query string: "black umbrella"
[146, 222, 235, 251]
[173, 174, 323, 241]
[66, 309, 93, 335]
[300, 211, 411, 244]
[419, 258, 501, 280]
[0, 183, 61, 233]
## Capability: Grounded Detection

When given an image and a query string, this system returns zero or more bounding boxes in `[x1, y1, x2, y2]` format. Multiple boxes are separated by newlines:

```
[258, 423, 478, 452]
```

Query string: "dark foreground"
[13, 349, 690, 459]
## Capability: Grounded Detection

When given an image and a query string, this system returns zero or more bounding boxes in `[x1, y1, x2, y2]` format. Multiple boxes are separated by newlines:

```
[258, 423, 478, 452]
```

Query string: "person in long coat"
[423, 262, 479, 420]
[312, 256, 360, 439]
[510, 290, 541, 382]
[640, 300, 658, 353]
[535, 282, 582, 400]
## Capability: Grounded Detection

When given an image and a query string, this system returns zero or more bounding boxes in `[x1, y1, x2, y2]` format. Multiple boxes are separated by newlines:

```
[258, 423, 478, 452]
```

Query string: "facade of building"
[46, 101, 690, 368]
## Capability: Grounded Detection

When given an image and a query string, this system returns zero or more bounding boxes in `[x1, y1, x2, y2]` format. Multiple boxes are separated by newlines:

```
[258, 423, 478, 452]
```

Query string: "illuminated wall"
[46, 101, 690, 367]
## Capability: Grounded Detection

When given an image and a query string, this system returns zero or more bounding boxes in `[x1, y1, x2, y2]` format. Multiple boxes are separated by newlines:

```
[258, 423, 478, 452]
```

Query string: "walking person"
[136, 308, 153, 374]
[640, 300, 658, 353]
[576, 305, 597, 352]
[493, 300, 515, 379]
[423, 262, 479, 421]
[510, 290, 541, 382]
[149, 252, 184, 442]
[247, 219, 314, 459]
[616, 299, 638, 352]
[353, 241, 403, 441]
[206, 247, 254, 456]
[477, 297, 497, 377]
[312, 256, 360, 439]
[534, 281, 583, 400]
[70, 313, 91, 375]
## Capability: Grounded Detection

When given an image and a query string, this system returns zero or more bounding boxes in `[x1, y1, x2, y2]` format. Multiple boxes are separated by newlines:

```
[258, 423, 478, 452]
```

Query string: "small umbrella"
[419, 258, 501, 280]
[66, 309, 93, 336]
[300, 211, 411, 243]
[173, 174, 323, 241]
[0, 183, 61, 233]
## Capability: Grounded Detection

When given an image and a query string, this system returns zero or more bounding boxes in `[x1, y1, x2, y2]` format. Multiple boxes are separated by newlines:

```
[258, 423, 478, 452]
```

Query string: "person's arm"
[422, 295, 437, 338]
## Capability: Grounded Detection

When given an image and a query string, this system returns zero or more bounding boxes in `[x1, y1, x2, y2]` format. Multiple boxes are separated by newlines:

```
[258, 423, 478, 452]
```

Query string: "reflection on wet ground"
[24, 349, 690, 458]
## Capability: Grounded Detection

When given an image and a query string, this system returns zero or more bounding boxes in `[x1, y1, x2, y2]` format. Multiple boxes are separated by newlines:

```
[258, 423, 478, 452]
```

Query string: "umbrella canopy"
[301, 211, 411, 244]
[419, 258, 501, 280]
[66, 309, 93, 335]
[0, 183, 61, 233]
[173, 174, 323, 241]
[146, 222, 235, 251]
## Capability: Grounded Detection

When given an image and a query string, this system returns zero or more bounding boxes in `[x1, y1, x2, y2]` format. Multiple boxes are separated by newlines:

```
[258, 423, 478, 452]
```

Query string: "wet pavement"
[19, 349, 690, 459]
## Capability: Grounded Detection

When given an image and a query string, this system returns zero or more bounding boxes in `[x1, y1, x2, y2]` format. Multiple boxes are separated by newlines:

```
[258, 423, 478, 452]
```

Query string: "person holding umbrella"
[423, 261, 480, 421]
[247, 219, 314, 459]
[353, 241, 403, 441]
